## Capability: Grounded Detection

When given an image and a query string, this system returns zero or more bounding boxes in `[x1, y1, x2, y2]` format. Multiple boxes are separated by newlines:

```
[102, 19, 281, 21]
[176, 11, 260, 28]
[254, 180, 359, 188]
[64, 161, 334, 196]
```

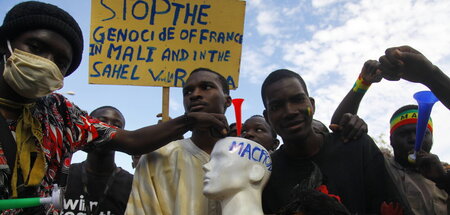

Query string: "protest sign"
[89, 0, 246, 89]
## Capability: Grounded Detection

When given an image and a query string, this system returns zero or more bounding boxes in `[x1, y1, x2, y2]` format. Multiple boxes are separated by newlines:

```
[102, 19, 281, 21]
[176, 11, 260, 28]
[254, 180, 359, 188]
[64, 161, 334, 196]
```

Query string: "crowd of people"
[0, 1, 449, 215]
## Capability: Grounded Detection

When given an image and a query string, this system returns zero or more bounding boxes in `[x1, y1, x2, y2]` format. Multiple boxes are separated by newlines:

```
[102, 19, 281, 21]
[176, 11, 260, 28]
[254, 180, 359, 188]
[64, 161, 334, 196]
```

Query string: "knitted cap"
[0, 1, 83, 76]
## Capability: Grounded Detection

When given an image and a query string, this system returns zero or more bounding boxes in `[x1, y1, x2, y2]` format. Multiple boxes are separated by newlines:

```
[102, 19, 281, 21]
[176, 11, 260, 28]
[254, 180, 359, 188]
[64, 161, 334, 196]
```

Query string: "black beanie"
[0, 1, 83, 77]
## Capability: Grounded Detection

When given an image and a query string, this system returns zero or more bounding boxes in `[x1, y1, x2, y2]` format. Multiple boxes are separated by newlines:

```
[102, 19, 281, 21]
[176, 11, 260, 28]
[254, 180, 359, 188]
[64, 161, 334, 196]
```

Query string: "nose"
[100, 118, 113, 126]
[407, 131, 416, 144]
[283, 103, 300, 120]
[189, 88, 202, 100]
[242, 130, 255, 140]
[288, 102, 301, 113]
[203, 162, 211, 172]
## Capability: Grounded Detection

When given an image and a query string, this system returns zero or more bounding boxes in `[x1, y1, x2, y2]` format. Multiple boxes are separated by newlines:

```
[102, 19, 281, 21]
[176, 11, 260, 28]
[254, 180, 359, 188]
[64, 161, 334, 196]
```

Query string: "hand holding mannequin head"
[203, 137, 272, 215]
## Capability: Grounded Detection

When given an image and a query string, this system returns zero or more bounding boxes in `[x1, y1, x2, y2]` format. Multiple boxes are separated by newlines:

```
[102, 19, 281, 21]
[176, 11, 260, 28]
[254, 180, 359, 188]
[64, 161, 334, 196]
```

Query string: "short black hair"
[90, 106, 125, 126]
[390, 104, 418, 122]
[189, 68, 230, 95]
[261, 69, 309, 108]
[248, 115, 277, 139]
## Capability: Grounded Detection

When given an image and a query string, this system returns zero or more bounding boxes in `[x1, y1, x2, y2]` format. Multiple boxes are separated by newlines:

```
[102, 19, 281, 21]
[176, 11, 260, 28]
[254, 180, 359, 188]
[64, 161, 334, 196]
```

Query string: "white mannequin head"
[203, 137, 272, 214]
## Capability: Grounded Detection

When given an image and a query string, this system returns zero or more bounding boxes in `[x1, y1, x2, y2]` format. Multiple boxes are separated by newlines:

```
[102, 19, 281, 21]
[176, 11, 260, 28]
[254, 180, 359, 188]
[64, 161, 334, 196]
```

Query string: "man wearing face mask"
[0, 2, 229, 214]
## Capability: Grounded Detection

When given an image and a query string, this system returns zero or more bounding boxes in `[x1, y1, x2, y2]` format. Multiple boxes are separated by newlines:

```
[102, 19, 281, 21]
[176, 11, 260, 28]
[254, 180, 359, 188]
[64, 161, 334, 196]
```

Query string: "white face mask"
[3, 41, 64, 99]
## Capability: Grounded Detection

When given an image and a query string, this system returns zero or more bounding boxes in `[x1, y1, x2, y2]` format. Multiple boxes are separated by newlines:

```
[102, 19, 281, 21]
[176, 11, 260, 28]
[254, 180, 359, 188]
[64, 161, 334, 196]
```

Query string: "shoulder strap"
[81, 163, 92, 215]
[93, 167, 120, 215]
[82, 163, 120, 215]
[0, 113, 17, 171]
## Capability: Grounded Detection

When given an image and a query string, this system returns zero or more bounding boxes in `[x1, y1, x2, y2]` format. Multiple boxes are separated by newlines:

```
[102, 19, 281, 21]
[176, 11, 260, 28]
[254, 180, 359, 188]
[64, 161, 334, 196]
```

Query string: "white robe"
[125, 138, 221, 215]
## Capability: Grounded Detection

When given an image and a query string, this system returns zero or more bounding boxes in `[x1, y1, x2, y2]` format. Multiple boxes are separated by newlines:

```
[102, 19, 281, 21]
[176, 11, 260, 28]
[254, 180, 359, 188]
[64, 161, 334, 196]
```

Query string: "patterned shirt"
[0, 93, 118, 214]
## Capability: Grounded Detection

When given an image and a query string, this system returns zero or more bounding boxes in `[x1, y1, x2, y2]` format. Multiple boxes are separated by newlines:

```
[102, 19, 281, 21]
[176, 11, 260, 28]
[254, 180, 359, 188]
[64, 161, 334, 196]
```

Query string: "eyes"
[182, 87, 192, 96]
[242, 127, 266, 135]
[27, 41, 43, 55]
[268, 102, 281, 112]
[183, 82, 215, 96]
[26, 40, 70, 73]
[97, 117, 123, 129]
[268, 95, 307, 112]
[395, 129, 431, 139]
[292, 96, 306, 103]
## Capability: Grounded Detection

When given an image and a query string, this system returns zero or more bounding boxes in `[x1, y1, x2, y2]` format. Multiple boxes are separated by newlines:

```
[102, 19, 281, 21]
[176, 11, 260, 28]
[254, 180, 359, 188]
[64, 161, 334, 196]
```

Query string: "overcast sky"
[1, 0, 449, 173]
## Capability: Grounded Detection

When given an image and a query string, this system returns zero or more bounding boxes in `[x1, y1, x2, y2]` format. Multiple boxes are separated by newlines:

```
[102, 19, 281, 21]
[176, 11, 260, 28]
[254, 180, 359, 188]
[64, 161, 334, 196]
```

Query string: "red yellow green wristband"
[352, 75, 371, 93]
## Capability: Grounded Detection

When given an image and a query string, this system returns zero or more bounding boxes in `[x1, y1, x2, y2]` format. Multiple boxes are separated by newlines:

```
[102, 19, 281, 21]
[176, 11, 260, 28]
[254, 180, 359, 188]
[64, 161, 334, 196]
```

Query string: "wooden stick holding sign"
[162, 87, 170, 122]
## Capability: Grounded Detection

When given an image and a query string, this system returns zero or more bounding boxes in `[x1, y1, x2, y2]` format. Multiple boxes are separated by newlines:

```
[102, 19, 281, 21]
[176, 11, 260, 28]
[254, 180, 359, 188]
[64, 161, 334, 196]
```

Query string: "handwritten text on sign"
[89, 0, 246, 88]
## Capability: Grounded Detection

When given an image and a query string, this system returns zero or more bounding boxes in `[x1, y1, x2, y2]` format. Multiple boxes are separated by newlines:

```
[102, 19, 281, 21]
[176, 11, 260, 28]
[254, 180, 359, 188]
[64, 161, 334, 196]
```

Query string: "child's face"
[242, 117, 275, 151]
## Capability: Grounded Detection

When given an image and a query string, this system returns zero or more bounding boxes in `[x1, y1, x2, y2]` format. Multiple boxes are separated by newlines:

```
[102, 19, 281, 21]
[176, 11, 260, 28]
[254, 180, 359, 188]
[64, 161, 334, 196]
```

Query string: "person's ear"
[263, 110, 270, 126]
[249, 165, 265, 183]
[390, 135, 395, 148]
[224, 95, 232, 109]
[309, 97, 315, 116]
[272, 139, 280, 151]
